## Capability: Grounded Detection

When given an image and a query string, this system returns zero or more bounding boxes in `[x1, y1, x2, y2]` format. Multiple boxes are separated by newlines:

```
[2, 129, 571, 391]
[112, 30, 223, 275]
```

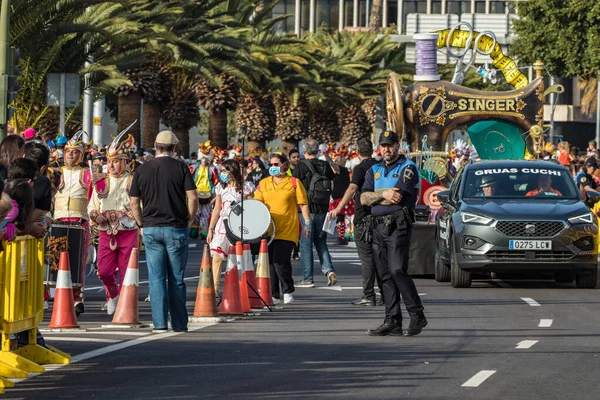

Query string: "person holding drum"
[206, 160, 249, 293]
[88, 130, 138, 316]
[254, 153, 311, 305]
[52, 131, 93, 315]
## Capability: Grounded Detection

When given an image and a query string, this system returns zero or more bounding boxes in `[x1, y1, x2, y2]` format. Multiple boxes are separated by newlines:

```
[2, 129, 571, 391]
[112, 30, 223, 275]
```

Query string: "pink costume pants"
[97, 229, 138, 299]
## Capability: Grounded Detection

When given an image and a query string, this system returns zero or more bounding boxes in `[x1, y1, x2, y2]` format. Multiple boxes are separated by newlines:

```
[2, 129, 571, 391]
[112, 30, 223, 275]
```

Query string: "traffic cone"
[243, 244, 262, 309]
[219, 246, 243, 316]
[255, 239, 274, 307]
[48, 252, 79, 329]
[236, 242, 252, 314]
[111, 248, 143, 326]
[193, 244, 218, 317]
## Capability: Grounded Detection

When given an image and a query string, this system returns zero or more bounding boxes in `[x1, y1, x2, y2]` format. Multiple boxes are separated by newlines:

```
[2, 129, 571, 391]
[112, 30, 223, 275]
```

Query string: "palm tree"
[160, 68, 199, 157]
[305, 29, 400, 146]
[233, 1, 315, 154]
[10, 0, 133, 137]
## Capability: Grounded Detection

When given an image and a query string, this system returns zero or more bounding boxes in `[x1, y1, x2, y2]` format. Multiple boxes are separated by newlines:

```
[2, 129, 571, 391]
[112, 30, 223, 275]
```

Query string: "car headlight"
[568, 212, 595, 225]
[460, 212, 494, 225]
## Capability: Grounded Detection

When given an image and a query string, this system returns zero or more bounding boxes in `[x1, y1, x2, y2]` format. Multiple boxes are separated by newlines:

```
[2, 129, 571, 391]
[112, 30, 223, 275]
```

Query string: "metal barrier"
[0, 236, 70, 393]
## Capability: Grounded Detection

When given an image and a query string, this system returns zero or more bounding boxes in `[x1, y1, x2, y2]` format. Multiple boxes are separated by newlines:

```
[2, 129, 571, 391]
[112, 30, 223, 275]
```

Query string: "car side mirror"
[586, 190, 600, 199]
[437, 190, 451, 204]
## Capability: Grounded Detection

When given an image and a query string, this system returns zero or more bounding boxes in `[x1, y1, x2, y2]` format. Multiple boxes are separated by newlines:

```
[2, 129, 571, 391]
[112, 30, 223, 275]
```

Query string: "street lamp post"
[0, 0, 10, 141]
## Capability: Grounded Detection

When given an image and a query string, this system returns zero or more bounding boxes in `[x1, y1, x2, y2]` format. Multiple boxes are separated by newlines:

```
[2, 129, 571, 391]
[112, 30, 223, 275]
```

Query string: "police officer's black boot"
[404, 312, 428, 336]
[367, 318, 403, 336]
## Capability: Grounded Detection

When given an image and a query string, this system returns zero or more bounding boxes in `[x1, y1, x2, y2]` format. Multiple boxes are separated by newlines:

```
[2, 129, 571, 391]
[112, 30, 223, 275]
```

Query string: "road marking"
[46, 330, 150, 337]
[538, 319, 553, 327]
[86, 275, 200, 291]
[462, 370, 496, 388]
[516, 340, 539, 349]
[44, 337, 121, 343]
[10, 323, 217, 384]
[521, 297, 541, 307]
[317, 286, 342, 291]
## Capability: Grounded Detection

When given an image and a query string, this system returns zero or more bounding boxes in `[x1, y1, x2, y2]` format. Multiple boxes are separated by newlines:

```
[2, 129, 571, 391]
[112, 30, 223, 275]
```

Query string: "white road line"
[44, 337, 121, 343]
[521, 297, 541, 307]
[86, 275, 200, 291]
[462, 370, 497, 388]
[45, 330, 150, 337]
[10, 323, 217, 384]
[516, 340, 539, 349]
[538, 319, 553, 328]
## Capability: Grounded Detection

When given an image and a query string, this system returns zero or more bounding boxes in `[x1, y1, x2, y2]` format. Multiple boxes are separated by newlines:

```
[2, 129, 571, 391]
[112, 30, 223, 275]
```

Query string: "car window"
[450, 168, 463, 199]
[463, 166, 579, 199]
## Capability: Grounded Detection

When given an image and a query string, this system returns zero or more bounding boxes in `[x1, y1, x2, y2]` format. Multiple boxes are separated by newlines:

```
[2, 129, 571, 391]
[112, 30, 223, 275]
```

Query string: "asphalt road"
[4, 238, 600, 399]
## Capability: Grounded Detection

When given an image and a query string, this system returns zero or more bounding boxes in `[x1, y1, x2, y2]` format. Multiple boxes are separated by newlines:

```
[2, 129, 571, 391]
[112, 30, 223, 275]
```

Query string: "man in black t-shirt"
[293, 139, 337, 287]
[329, 138, 381, 306]
[129, 130, 198, 333]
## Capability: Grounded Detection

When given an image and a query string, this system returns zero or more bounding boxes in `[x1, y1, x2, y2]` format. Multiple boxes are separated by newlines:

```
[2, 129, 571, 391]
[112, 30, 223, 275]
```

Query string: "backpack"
[302, 159, 332, 205]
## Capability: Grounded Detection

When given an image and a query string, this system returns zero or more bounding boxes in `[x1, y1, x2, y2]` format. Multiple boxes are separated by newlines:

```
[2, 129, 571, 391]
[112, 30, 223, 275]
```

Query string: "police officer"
[578, 158, 598, 192]
[329, 138, 382, 306]
[360, 130, 427, 336]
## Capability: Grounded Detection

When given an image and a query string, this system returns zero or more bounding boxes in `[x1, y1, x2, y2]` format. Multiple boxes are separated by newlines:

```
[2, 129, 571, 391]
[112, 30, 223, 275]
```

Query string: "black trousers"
[269, 239, 296, 299]
[354, 222, 382, 300]
[372, 223, 423, 322]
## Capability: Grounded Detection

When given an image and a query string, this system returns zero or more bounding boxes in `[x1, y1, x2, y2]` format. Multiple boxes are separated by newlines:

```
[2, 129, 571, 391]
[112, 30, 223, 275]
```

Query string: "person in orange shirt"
[253, 154, 311, 305]
[526, 175, 562, 197]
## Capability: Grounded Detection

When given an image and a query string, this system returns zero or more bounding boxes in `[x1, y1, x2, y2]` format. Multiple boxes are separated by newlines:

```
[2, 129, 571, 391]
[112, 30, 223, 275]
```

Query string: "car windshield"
[462, 166, 579, 199]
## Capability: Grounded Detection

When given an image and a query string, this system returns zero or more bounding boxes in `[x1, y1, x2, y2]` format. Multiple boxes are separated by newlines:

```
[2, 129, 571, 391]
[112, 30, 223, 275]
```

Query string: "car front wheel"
[435, 248, 451, 282]
[450, 237, 472, 288]
[575, 267, 598, 289]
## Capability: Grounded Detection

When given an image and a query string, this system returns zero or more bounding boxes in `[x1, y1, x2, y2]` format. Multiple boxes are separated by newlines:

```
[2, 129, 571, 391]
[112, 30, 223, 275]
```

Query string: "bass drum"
[225, 199, 275, 244]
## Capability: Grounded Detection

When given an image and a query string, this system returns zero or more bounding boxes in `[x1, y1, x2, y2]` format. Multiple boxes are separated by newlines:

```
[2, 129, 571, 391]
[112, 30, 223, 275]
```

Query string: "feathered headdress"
[65, 130, 93, 153]
[197, 140, 213, 161]
[107, 120, 137, 160]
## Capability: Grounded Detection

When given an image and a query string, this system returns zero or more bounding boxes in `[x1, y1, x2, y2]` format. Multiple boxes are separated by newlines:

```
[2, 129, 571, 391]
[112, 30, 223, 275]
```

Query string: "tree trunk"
[142, 102, 161, 150]
[368, 0, 383, 30]
[281, 139, 299, 156]
[173, 127, 190, 158]
[208, 108, 228, 149]
[117, 92, 142, 145]
[248, 140, 265, 156]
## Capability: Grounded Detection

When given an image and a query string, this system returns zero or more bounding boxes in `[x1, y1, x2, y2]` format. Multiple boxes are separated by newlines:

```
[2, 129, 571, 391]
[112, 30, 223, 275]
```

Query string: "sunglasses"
[269, 163, 281, 167]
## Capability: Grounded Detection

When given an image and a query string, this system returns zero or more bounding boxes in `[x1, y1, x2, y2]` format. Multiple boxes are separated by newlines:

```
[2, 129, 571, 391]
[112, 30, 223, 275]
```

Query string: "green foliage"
[511, 0, 600, 79]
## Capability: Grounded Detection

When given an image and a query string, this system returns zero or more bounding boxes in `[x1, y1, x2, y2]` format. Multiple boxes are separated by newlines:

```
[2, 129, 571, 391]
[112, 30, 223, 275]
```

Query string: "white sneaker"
[107, 296, 119, 316]
[283, 294, 294, 304]
[273, 298, 282, 305]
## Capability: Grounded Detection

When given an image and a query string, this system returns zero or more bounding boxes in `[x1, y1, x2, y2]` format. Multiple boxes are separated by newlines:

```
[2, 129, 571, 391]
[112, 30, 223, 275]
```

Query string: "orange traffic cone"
[48, 252, 79, 329]
[243, 244, 262, 309]
[111, 248, 144, 326]
[219, 246, 243, 316]
[193, 244, 218, 317]
[255, 239, 274, 307]
[236, 242, 252, 314]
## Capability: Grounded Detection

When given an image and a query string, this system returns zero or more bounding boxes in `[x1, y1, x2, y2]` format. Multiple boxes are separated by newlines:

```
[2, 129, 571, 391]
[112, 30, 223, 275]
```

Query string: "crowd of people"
[0, 124, 432, 337]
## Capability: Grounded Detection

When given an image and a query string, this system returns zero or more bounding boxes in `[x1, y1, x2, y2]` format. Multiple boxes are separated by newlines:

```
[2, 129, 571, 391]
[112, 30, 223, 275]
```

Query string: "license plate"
[509, 240, 552, 250]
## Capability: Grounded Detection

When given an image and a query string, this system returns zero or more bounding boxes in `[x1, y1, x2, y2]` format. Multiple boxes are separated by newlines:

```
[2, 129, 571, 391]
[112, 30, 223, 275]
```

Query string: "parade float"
[387, 23, 564, 275]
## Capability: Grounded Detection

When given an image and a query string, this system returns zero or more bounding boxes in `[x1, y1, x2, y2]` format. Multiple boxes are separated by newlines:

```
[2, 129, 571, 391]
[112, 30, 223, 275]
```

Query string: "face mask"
[269, 166, 281, 176]
[220, 172, 230, 183]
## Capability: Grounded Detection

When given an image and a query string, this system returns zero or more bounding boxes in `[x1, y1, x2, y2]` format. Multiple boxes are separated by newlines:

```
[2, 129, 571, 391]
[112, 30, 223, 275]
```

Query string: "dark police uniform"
[362, 131, 426, 336]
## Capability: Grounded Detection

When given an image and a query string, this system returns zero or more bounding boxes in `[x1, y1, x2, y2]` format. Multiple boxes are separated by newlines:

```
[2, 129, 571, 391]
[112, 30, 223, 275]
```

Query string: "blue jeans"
[143, 227, 189, 331]
[300, 213, 334, 282]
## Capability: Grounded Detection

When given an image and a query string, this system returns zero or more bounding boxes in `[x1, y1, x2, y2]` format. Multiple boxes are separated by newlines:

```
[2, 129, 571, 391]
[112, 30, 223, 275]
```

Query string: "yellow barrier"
[0, 236, 71, 392]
